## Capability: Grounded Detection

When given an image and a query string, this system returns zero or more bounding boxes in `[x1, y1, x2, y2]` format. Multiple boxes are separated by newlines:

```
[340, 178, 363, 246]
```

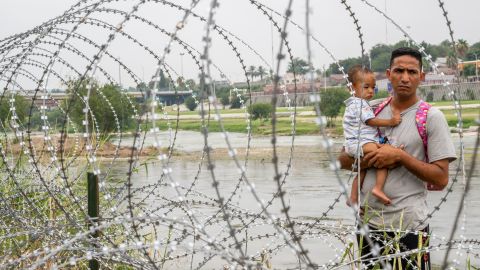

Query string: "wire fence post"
[87, 172, 100, 270]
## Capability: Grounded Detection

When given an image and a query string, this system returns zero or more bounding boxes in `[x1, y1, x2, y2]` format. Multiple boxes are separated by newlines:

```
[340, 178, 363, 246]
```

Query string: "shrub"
[426, 91, 434, 102]
[230, 95, 245, 109]
[184, 96, 197, 111]
[319, 88, 350, 127]
[248, 103, 273, 121]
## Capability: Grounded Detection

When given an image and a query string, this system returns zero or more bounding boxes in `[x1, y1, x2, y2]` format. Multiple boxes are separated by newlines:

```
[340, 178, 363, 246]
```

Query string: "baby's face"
[353, 73, 376, 100]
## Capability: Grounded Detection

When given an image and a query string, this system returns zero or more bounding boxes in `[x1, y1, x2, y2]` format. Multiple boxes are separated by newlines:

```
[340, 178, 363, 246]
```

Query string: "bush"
[63, 81, 138, 133]
[0, 94, 28, 125]
[426, 91, 434, 102]
[230, 95, 245, 109]
[184, 96, 197, 111]
[319, 88, 350, 127]
[248, 103, 273, 121]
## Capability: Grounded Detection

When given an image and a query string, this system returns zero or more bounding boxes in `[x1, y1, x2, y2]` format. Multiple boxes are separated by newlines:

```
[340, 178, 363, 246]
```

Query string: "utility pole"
[474, 53, 479, 80]
[180, 52, 184, 77]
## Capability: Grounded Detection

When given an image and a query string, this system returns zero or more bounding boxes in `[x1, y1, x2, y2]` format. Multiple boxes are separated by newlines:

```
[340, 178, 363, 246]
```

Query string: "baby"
[343, 65, 401, 205]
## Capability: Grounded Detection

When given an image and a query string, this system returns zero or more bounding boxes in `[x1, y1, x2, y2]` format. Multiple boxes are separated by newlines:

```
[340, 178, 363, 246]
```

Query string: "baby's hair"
[347, 65, 373, 84]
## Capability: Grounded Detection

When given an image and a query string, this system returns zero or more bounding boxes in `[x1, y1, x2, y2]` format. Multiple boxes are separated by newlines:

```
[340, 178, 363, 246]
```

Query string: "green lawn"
[430, 99, 480, 106]
[162, 106, 314, 116]
[149, 102, 477, 136]
[147, 117, 321, 136]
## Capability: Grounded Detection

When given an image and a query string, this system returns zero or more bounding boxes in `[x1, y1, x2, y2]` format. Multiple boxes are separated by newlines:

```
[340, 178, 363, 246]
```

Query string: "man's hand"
[364, 144, 403, 169]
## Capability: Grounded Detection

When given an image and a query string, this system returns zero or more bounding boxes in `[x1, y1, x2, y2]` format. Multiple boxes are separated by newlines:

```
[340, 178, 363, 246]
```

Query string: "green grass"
[149, 117, 321, 136]
[162, 106, 315, 116]
[144, 102, 477, 136]
[442, 108, 478, 128]
[430, 99, 480, 106]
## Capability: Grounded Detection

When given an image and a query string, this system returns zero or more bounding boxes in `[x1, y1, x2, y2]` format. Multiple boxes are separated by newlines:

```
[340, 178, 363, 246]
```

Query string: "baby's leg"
[361, 143, 392, 205]
[372, 169, 391, 205]
[348, 171, 365, 206]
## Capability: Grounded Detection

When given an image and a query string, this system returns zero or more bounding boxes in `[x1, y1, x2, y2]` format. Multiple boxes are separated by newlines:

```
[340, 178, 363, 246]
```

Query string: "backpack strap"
[415, 100, 431, 162]
[373, 97, 392, 141]
[415, 100, 442, 191]
[374, 96, 392, 116]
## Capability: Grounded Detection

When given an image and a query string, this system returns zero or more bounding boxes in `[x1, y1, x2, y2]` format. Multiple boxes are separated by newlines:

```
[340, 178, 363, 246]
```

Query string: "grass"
[149, 117, 321, 136]
[162, 105, 315, 115]
[429, 99, 480, 106]
[143, 100, 478, 136]
[442, 108, 479, 128]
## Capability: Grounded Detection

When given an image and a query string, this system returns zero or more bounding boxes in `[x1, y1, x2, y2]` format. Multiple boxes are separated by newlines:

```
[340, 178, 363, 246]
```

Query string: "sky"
[1, 0, 479, 89]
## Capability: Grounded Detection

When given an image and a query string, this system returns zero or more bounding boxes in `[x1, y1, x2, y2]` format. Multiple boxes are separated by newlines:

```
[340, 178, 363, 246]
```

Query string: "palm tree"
[456, 39, 469, 59]
[287, 58, 309, 74]
[446, 52, 458, 69]
[248, 65, 257, 82]
[257, 66, 267, 82]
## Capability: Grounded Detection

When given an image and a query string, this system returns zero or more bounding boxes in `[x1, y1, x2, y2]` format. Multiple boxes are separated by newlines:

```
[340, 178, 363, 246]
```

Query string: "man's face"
[386, 55, 425, 99]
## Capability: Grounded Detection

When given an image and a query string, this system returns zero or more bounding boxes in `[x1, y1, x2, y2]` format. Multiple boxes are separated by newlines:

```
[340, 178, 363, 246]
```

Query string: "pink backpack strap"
[374, 96, 392, 116]
[415, 100, 431, 161]
[416, 100, 441, 190]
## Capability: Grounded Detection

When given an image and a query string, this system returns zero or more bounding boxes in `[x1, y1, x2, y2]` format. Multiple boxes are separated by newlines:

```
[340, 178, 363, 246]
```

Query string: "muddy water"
[109, 132, 479, 268]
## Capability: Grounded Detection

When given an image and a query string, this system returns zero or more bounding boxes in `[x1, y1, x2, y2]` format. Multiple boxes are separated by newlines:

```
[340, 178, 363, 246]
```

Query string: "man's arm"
[364, 144, 449, 189]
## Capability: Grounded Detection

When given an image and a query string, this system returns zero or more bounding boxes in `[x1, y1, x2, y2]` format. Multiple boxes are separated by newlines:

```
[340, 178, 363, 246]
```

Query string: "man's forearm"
[397, 150, 449, 188]
[365, 145, 449, 188]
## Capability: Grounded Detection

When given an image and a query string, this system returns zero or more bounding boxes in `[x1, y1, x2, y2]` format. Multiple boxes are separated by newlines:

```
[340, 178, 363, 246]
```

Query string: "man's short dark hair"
[389, 47, 423, 69]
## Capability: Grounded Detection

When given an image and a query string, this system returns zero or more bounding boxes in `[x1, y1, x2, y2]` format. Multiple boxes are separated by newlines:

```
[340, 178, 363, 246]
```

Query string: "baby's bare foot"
[372, 187, 391, 205]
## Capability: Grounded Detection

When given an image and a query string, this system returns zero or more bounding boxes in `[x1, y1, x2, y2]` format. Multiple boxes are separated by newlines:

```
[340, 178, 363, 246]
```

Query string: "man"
[338, 47, 457, 269]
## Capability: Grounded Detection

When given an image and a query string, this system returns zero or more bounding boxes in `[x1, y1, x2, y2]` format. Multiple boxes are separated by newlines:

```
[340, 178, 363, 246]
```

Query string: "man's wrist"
[395, 148, 405, 164]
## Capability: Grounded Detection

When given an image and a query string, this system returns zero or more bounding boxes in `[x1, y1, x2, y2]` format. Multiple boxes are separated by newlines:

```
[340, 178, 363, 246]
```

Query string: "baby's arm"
[366, 109, 401, 127]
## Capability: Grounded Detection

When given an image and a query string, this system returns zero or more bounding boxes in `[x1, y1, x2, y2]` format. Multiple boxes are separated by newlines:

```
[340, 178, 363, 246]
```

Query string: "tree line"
[328, 39, 480, 76]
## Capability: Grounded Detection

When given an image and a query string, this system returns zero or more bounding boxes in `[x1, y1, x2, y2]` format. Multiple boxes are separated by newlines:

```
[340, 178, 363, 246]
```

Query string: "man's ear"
[420, 71, 426, 81]
[386, 69, 391, 79]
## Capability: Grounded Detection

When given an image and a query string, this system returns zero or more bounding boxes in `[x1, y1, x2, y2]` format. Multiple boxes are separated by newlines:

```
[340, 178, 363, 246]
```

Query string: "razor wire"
[0, 0, 479, 269]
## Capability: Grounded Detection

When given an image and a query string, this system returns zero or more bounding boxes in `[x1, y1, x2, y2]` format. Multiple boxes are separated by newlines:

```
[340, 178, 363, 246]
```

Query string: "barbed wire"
[0, 0, 478, 269]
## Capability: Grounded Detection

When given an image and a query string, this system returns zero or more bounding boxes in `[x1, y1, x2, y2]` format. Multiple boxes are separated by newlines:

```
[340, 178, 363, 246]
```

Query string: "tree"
[462, 64, 476, 77]
[248, 103, 273, 121]
[446, 52, 458, 69]
[230, 95, 245, 109]
[63, 79, 138, 133]
[370, 44, 392, 59]
[371, 53, 391, 72]
[186, 79, 197, 90]
[329, 57, 363, 74]
[247, 65, 257, 82]
[287, 57, 310, 75]
[220, 95, 230, 109]
[319, 88, 350, 127]
[466, 42, 480, 61]
[257, 66, 267, 81]
[0, 94, 29, 126]
[456, 39, 469, 59]
[184, 96, 197, 111]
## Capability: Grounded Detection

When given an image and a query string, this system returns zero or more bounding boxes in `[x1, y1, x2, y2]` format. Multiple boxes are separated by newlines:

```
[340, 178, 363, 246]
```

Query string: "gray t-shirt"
[360, 99, 457, 230]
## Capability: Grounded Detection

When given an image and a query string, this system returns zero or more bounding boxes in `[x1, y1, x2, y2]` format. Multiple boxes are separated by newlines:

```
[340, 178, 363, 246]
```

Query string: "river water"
[108, 131, 479, 268]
